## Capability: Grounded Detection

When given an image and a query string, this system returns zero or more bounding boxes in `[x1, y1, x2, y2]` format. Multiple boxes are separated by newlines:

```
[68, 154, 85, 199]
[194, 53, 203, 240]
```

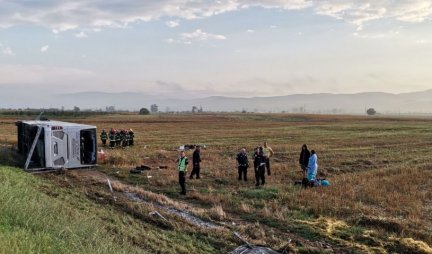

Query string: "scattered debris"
[158, 165, 168, 169]
[234, 232, 253, 249]
[178, 144, 207, 151]
[232, 232, 281, 254]
[97, 149, 106, 162]
[137, 165, 151, 170]
[230, 245, 280, 254]
[149, 211, 168, 222]
[130, 165, 152, 174]
[106, 178, 116, 201]
[130, 169, 142, 174]
[107, 178, 113, 193]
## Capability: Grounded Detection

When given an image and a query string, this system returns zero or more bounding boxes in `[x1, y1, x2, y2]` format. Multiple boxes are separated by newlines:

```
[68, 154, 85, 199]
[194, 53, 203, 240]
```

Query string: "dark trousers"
[102, 139, 107, 145]
[238, 166, 248, 181]
[179, 171, 186, 194]
[130, 139, 134, 146]
[109, 140, 115, 148]
[301, 164, 307, 177]
[190, 165, 200, 179]
[255, 166, 265, 186]
[265, 157, 271, 176]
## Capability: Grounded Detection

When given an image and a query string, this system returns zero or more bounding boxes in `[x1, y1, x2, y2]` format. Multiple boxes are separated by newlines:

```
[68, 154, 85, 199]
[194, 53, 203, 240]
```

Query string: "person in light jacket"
[307, 150, 318, 182]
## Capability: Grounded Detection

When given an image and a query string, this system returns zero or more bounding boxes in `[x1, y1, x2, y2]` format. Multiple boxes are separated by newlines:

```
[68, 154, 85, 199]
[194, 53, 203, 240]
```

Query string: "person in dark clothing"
[254, 147, 266, 187]
[100, 129, 108, 146]
[119, 129, 126, 147]
[128, 129, 134, 146]
[109, 128, 116, 148]
[176, 150, 189, 195]
[115, 130, 121, 147]
[190, 146, 202, 179]
[299, 144, 310, 178]
[236, 148, 249, 181]
[124, 130, 130, 147]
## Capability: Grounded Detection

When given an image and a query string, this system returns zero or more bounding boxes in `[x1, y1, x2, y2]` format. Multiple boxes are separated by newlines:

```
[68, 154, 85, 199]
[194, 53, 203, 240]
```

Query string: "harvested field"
[1, 113, 431, 253]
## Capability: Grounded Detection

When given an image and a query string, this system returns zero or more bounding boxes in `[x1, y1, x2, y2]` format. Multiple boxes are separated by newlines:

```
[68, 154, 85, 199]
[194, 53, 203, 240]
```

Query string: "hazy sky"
[0, 0, 431, 98]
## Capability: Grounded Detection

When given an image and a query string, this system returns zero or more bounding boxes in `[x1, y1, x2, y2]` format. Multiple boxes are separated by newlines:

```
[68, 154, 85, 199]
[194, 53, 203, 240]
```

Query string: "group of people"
[175, 142, 274, 195]
[175, 141, 328, 195]
[299, 144, 318, 186]
[100, 128, 135, 148]
[176, 145, 202, 195]
[236, 142, 274, 187]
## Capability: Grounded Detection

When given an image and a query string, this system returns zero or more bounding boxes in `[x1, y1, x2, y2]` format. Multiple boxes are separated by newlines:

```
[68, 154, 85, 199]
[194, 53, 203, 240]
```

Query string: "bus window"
[80, 129, 97, 165]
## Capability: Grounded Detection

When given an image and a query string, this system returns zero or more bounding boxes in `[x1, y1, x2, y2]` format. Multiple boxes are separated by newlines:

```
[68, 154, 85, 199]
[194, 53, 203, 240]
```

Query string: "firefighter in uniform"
[115, 129, 122, 147]
[236, 148, 249, 181]
[109, 128, 116, 148]
[124, 129, 130, 147]
[100, 129, 108, 146]
[176, 150, 189, 195]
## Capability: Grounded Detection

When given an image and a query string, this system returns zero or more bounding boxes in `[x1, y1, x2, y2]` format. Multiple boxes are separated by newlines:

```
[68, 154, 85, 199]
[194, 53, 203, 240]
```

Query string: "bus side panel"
[44, 127, 53, 168]
[67, 128, 82, 168]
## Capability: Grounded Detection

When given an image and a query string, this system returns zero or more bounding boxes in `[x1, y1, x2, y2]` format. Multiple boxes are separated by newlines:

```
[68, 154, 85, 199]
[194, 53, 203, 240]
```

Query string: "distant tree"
[139, 108, 150, 115]
[150, 104, 158, 113]
[106, 106, 115, 112]
[73, 106, 80, 112]
[366, 108, 377, 115]
[241, 109, 247, 113]
[192, 106, 198, 113]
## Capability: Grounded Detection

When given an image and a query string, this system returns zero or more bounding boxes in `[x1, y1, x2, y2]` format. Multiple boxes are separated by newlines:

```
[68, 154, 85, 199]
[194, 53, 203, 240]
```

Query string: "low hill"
[1, 89, 432, 114]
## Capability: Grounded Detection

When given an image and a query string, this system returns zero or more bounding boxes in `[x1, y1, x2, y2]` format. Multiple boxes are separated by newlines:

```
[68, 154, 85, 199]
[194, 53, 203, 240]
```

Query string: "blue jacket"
[307, 154, 318, 180]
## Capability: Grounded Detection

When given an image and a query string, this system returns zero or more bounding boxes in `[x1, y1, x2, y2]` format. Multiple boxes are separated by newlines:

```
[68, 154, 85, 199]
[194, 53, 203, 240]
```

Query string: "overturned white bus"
[16, 120, 97, 171]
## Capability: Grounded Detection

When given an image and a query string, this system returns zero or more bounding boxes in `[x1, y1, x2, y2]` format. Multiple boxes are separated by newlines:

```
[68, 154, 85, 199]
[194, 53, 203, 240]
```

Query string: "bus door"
[52, 129, 68, 167]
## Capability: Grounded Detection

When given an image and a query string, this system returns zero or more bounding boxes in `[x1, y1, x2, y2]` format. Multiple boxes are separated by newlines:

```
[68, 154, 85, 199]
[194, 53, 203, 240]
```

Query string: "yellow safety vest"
[178, 157, 187, 172]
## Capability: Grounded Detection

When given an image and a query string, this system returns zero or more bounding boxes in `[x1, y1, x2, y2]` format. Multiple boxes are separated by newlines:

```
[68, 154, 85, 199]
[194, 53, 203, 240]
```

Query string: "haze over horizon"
[1, 1, 432, 102]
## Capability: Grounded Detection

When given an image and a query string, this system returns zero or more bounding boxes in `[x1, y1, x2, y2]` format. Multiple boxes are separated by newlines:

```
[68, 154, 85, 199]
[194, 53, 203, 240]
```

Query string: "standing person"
[299, 144, 310, 178]
[128, 129, 134, 146]
[176, 150, 189, 195]
[190, 146, 202, 179]
[115, 129, 121, 147]
[263, 142, 274, 176]
[307, 150, 318, 182]
[119, 129, 126, 147]
[124, 129, 130, 147]
[254, 147, 266, 187]
[100, 129, 108, 146]
[236, 148, 249, 181]
[109, 128, 116, 148]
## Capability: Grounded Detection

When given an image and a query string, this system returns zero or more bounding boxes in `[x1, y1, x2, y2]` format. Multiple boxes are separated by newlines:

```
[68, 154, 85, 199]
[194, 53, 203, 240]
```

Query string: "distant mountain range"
[2, 90, 432, 114]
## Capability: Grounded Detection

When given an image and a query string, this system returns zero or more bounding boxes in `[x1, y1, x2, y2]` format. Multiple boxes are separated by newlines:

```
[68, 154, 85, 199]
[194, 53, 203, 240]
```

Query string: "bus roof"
[18, 120, 96, 129]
